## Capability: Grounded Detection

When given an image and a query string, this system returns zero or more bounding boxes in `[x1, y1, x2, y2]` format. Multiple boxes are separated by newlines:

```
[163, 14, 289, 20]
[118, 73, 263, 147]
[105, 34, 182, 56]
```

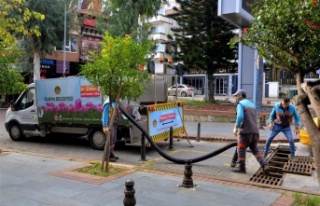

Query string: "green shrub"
[183, 99, 234, 109]
[293, 192, 320, 206]
[76, 162, 126, 177]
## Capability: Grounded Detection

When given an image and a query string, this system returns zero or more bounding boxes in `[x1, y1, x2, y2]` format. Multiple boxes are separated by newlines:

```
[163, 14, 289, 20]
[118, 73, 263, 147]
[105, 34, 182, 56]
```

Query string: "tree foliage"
[237, 0, 320, 185]
[21, 0, 78, 80]
[0, 0, 43, 95]
[80, 33, 152, 101]
[100, 0, 162, 42]
[0, 46, 27, 95]
[238, 0, 320, 75]
[0, 0, 43, 52]
[168, 0, 238, 102]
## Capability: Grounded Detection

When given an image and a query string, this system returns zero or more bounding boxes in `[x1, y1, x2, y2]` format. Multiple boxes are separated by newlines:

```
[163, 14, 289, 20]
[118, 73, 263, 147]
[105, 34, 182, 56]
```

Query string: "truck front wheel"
[89, 129, 106, 150]
[9, 123, 25, 141]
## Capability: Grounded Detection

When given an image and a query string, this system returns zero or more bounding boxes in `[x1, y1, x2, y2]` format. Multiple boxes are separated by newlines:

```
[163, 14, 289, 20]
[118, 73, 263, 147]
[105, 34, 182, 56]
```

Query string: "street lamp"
[63, 1, 67, 77]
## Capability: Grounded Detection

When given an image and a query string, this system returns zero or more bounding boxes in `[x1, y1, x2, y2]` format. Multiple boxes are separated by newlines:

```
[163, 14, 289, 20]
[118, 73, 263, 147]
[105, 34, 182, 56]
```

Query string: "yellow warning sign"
[147, 101, 185, 142]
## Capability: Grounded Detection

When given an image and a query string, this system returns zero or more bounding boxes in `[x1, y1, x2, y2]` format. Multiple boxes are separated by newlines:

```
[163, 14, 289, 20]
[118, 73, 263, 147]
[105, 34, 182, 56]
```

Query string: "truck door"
[14, 87, 38, 125]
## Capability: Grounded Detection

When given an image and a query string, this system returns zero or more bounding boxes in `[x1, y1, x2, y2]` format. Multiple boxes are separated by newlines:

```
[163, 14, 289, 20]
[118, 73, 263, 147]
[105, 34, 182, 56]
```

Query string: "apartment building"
[147, 0, 179, 75]
[41, 0, 103, 79]
[41, 0, 177, 78]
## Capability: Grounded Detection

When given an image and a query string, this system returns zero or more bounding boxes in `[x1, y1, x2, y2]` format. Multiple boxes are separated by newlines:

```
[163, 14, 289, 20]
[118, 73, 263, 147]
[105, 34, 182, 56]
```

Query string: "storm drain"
[249, 174, 282, 186]
[247, 144, 277, 153]
[289, 156, 314, 163]
[290, 156, 315, 169]
[276, 144, 291, 151]
[249, 144, 314, 186]
[283, 162, 313, 176]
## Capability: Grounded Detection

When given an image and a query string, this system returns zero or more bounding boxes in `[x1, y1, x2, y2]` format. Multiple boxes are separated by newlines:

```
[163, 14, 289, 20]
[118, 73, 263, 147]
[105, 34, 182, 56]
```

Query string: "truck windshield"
[15, 88, 35, 110]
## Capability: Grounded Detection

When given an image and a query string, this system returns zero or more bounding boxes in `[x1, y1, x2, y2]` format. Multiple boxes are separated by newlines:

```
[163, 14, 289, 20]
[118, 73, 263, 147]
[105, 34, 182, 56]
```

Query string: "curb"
[178, 134, 300, 144]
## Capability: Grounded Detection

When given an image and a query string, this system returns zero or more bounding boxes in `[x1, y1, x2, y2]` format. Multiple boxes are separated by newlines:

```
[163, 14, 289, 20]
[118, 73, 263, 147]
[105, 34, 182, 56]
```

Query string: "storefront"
[180, 73, 238, 96]
[181, 74, 206, 95]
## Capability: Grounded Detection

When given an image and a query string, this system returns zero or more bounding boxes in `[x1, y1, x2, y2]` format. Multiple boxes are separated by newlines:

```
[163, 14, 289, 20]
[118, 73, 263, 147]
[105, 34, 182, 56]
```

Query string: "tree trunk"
[293, 72, 320, 186]
[33, 52, 41, 81]
[101, 86, 123, 172]
[207, 73, 215, 103]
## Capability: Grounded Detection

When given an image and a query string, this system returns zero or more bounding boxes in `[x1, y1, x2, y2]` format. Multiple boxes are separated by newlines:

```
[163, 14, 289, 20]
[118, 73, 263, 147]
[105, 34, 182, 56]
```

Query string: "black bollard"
[179, 162, 195, 188]
[123, 180, 136, 206]
[140, 134, 146, 161]
[168, 127, 174, 150]
[196, 122, 201, 142]
[259, 116, 264, 130]
[262, 115, 267, 127]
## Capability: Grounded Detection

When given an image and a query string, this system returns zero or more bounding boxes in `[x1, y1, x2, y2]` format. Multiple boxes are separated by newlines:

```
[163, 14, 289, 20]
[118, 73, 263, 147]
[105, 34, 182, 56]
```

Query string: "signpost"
[218, 0, 263, 107]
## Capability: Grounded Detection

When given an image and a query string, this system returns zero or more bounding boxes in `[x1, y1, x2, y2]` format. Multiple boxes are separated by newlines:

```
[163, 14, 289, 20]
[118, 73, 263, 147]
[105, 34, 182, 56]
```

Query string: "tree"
[81, 33, 152, 172]
[238, 0, 320, 184]
[0, 0, 43, 95]
[100, 0, 162, 42]
[21, 0, 78, 81]
[168, 0, 238, 103]
[0, 0, 43, 52]
[0, 46, 27, 95]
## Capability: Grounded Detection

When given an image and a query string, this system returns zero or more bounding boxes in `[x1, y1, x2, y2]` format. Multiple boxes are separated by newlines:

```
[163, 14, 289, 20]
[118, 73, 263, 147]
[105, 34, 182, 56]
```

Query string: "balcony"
[150, 33, 167, 42]
[149, 15, 171, 25]
[164, 2, 180, 17]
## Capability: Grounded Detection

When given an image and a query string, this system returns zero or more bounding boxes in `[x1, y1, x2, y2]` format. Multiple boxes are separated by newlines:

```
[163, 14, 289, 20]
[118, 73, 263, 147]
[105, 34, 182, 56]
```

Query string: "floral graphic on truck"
[36, 77, 103, 125]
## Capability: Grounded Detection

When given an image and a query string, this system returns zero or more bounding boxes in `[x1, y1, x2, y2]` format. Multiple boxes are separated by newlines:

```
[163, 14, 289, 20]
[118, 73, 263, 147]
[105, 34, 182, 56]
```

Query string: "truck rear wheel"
[89, 129, 106, 150]
[9, 123, 25, 141]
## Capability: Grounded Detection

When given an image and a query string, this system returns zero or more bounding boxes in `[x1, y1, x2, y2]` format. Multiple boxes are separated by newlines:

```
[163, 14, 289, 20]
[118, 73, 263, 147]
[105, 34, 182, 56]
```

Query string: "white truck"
[5, 76, 169, 150]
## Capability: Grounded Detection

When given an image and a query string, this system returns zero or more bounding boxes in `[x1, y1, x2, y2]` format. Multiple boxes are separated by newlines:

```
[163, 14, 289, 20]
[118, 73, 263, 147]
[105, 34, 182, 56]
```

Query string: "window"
[151, 26, 164, 34]
[156, 44, 165, 53]
[157, 7, 164, 15]
[56, 35, 78, 53]
[15, 88, 35, 110]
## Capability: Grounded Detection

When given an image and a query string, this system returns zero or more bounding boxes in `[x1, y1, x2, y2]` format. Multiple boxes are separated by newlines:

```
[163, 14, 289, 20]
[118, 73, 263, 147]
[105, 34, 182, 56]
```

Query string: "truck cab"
[5, 84, 40, 140]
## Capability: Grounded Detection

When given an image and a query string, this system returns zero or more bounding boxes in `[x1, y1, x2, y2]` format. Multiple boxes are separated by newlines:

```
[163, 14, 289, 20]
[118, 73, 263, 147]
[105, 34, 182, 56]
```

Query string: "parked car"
[167, 84, 195, 97]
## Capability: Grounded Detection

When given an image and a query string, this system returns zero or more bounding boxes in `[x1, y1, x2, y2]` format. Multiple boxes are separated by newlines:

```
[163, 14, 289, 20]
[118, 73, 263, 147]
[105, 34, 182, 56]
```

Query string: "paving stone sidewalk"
[0, 152, 295, 206]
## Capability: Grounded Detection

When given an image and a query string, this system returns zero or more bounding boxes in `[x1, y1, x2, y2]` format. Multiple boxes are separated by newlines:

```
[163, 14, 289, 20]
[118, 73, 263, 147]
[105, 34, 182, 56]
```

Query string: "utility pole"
[63, 1, 67, 77]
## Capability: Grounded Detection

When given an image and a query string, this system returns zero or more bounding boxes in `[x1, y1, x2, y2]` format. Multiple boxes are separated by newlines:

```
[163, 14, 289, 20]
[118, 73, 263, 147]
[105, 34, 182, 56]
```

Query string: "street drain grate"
[247, 145, 276, 153]
[250, 147, 313, 186]
[276, 145, 296, 152]
[289, 156, 315, 169]
[289, 156, 314, 163]
[283, 162, 313, 176]
[257, 144, 277, 151]
[249, 174, 282, 186]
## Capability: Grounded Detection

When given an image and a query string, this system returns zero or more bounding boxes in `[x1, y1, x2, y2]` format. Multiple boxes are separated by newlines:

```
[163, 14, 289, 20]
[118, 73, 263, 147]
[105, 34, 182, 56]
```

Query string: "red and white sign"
[84, 18, 96, 27]
[81, 85, 101, 97]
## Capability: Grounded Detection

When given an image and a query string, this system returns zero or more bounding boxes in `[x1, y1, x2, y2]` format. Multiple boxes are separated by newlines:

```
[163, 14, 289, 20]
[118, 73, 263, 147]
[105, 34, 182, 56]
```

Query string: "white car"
[167, 84, 195, 97]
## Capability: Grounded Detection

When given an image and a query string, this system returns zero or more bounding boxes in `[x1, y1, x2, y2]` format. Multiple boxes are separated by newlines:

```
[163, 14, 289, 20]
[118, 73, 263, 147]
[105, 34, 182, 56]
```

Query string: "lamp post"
[63, 1, 67, 77]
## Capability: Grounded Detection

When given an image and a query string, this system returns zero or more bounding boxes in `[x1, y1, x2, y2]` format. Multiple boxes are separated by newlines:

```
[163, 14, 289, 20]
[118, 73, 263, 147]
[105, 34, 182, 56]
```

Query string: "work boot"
[263, 152, 267, 158]
[110, 153, 119, 160]
[232, 165, 246, 173]
[230, 161, 237, 168]
[289, 155, 295, 162]
[109, 156, 117, 162]
[262, 164, 269, 175]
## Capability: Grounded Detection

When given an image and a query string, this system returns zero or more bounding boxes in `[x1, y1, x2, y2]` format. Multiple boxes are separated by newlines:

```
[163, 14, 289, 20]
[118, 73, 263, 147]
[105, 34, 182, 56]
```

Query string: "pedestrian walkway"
[183, 121, 296, 143]
[0, 152, 293, 206]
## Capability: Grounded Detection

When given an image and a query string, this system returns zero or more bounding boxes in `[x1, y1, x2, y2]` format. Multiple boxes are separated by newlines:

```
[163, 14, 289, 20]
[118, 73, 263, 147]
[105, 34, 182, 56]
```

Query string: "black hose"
[119, 103, 237, 164]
